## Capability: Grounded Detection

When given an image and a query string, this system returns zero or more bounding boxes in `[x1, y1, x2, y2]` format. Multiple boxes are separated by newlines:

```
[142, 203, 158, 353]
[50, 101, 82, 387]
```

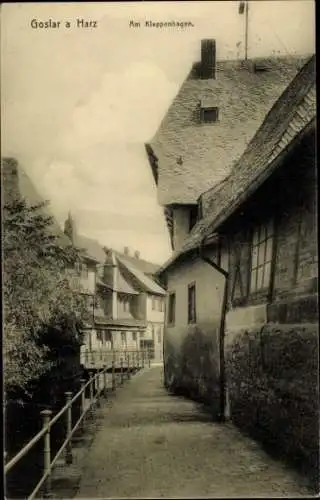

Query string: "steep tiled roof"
[114, 250, 159, 276]
[117, 255, 166, 296]
[96, 275, 139, 295]
[146, 52, 310, 206]
[74, 234, 105, 264]
[75, 234, 165, 295]
[2, 157, 70, 248]
[157, 54, 316, 276]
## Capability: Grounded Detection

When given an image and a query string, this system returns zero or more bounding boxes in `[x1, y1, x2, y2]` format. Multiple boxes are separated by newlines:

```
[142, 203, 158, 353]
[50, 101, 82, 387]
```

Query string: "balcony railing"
[80, 348, 150, 369]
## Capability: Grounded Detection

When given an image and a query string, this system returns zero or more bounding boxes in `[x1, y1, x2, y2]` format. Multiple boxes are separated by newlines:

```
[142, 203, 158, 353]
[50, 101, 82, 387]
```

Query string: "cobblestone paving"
[74, 366, 312, 498]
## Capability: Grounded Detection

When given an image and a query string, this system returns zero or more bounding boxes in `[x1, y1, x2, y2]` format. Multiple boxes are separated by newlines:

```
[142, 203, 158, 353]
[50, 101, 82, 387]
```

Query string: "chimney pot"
[124, 246, 129, 256]
[134, 251, 140, 259]
[201, 39, 216, 79]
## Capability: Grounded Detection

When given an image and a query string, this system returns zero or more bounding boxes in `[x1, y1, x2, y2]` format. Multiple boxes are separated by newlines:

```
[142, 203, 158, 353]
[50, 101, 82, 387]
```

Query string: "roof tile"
[147, 54, 310, 206]
[158, 55, 315, 276]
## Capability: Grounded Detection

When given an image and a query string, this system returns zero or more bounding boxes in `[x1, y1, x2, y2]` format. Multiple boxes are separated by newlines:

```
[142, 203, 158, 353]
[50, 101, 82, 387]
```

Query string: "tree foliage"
[3, 198, 89, 398]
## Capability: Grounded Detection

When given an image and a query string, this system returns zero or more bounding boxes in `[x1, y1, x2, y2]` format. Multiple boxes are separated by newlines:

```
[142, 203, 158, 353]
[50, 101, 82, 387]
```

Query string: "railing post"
[41, 409, 52, 498]
[120, 358, 124, 385]
[96, 372, 101, 408]
[126, 354, 130, 379]
[142, 349, 145, 368]
[80, 379, 86, 430]
[89, 372, 94, 412]
[103, 365, 108, 398]
[112, 360, 116, 391]
[137, 350, 140, 370]
[65, 392, 73, 465]
[148, 350, 151, 368]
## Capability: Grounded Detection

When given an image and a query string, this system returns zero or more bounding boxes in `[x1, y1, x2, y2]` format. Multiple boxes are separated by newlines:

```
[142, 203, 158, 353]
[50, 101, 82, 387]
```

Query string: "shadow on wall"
[226, 324, 319, 493]
[164, 324, 221, 418]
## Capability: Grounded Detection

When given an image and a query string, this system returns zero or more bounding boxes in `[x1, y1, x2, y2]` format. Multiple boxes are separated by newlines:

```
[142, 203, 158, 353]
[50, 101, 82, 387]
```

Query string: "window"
[188, 283, 197, 323]
[81, 262, 88, 279]
[250, 220, 274, 293]
[167, 293, 176, 325]
[132, 332, 137, 342]
[105, 330, 112, 343]
[121, 332, 126, 346]
[200, 106, 219, 123]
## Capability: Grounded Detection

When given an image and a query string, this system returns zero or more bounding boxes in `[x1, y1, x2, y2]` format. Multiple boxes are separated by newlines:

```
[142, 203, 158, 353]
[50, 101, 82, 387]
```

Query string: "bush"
[3, 197, 88, 399]
[226, 324, 319, 490]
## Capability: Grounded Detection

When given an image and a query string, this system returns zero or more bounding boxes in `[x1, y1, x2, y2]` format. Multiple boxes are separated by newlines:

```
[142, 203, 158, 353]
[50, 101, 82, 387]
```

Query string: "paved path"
[75, 366, 311, 498]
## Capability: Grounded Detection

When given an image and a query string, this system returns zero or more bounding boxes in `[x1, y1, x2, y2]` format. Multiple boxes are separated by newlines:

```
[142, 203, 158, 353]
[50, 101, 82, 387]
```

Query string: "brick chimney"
[134, 250, 140, 259]
[201, 39, 216, 79]
[124, 246, 129, 256]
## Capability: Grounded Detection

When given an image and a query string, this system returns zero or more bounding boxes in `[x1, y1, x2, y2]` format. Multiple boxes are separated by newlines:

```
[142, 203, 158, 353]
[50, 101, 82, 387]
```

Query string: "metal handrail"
[4, 349, 150, 499]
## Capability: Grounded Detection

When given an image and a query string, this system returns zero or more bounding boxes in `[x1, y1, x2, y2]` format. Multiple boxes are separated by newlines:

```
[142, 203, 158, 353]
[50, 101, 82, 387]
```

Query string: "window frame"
[81, 262, 88, 279]
[200, 106, 219, 124]
[121, 332, 126, 346]
[249, 219, 275, 295]
[167, 292, 176, 326]
[187, 282, 197, 324]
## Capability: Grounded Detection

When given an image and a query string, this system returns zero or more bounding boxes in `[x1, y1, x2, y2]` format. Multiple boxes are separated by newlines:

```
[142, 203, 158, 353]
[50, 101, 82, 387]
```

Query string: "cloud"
[62, 62, 178, 150]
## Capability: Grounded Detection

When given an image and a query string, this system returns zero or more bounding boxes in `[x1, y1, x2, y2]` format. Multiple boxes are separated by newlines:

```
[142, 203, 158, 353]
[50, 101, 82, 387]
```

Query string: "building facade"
[63, 221, 166, 367]
[150, 55, 317, 479]
[145, 39, 309, 251]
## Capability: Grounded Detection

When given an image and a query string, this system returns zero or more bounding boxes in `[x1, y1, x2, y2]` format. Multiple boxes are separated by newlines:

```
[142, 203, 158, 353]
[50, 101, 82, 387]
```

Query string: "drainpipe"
[198, 235, 229, 423]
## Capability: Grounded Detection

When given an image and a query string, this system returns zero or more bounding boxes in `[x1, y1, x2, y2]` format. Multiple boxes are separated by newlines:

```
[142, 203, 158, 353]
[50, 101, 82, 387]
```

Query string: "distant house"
[63, 218, 166, 366]
[145, 39, 310, 252]
[154, 55, 316, 416]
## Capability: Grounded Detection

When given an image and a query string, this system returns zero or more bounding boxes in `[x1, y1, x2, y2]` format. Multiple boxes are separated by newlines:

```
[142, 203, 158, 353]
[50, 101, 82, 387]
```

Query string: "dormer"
[198, 98, 219, 124]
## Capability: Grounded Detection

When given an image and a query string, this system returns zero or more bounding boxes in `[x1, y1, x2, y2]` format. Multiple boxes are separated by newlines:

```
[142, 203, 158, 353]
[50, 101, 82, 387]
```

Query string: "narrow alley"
[68, 366, 311, 498]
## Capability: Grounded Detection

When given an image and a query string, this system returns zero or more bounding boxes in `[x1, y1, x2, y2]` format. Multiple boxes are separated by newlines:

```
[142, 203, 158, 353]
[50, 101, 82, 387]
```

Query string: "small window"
[132, 332, 137, 342]
[200, 107, 219, 123]
[167, 293, 176, 325]
[250, 220, 274, 293]
[188, 283, 197, 324]
[121, 332, 126, 345]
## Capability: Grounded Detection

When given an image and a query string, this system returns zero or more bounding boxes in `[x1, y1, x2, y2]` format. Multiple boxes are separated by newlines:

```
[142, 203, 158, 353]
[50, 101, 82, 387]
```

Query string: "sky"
[1, 1, 315, 264]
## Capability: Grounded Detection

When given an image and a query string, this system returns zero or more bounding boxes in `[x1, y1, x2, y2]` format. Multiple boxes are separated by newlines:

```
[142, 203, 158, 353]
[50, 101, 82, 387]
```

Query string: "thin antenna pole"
[245, 1, 249, 60]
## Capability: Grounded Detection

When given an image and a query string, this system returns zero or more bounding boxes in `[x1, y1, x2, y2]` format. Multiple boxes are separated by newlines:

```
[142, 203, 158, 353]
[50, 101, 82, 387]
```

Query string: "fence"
[4, 349, 150, 499]
[80, 347, 150, 369]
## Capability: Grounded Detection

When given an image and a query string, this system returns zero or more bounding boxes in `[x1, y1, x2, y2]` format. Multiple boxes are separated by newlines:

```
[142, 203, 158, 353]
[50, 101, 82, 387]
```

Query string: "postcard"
[2, 2, 317, 499]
